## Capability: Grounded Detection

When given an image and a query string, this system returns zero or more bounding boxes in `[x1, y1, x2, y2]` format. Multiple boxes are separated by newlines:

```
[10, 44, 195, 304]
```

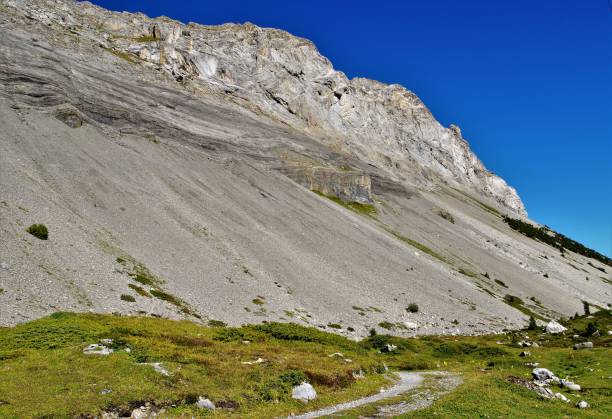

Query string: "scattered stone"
[100, 388, 112, 395]
[545, 320, 567, 334]
[608, 330, 612, 336]
[554, 393, 569, 402]
[403, 321, 418, 330]
[142, 362, 170, 376]
[130, 403, 160, 418]
[573, 334, 580, 339]
[576, 400, 589, 409]
[83, 343, 113, 356]
[241, 357, 265, 365]
[573, 342, 593, 350]
[352, 369, 365, 379]
[519, 351, 531, 357]
[0, 262, 8, 272]
[532, 368, 556, 381]
[518, 341, 531, 347]
[381, 344, 397, 353]
[292, 382, 317, 402]
[592, 330, 600, 337]
[196, 397, 215, 410]
[531, 342, 539, 348]
[328, 352, 344, 358]
[561, 379, 581, 391]
[525, 362, 539, 367]
[100, 338, 114, 345]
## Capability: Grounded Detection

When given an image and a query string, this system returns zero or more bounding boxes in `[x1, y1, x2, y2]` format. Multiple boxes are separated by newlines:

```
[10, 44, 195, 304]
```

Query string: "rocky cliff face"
[6, 0, 601, 336]
[1, 0, 524, 215]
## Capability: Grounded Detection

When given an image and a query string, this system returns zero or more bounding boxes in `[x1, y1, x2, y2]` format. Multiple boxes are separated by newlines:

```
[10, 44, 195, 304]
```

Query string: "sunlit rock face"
[2, 0, 524, 215]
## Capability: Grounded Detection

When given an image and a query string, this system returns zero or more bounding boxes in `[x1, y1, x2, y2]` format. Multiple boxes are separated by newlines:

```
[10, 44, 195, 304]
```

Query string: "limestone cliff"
[1, 0, 524, 215]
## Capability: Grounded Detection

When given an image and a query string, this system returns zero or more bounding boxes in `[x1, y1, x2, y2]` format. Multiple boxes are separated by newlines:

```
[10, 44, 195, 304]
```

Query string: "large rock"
[292, 382, 317, 402]
[196, 397, 215, 410]
[83, 343, 113, 356]
[532, 368, 555, 381]
[573, 342, 593, 350]
[576, 400, 589, 409]
[545, 321, 567, 334]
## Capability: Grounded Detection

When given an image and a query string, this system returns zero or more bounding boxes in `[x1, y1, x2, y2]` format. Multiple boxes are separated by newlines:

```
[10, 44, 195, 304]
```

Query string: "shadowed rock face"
[1, 0, 608, 334]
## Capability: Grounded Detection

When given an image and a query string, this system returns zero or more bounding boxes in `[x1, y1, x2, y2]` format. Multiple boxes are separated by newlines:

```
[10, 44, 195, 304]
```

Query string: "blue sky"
[89, 0, 612, 256]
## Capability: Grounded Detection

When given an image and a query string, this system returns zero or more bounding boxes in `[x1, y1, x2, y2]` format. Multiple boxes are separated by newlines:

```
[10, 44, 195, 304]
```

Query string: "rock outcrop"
[0, 0, 525, 215]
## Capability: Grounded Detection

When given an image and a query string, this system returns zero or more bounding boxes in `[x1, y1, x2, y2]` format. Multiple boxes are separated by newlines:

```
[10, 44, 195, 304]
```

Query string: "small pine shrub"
[583, 301, 591, 316]
[208, 320, 227, 328]
[27, 224, 48, 240]
[327, 323, 342, 329]
[406, 303, 419, 313]
[120, 294, 135, 302]
[527, 316, 538, 330]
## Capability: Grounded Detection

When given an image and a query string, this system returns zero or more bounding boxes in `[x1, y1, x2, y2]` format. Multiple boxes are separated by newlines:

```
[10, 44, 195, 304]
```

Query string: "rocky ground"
[0, 0, 610, 336]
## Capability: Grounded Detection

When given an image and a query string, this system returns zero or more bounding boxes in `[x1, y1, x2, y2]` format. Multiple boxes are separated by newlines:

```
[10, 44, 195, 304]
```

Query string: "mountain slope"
[0, 0, 609, 334]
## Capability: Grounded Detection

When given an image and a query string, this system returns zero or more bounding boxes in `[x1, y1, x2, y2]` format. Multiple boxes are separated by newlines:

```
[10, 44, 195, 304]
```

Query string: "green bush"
[406, 303, 419, 313]
[527, 316, 538, 330]
[120, 294, 135, 302]
[27, 224, 48, 240]
[279, 370, 308, 386]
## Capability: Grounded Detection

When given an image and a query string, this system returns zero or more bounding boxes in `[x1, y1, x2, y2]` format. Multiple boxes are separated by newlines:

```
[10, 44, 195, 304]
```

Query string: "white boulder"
[196, 397, 215, 410]
[545, 321, 567, 334]
[292, 382, 317, 402]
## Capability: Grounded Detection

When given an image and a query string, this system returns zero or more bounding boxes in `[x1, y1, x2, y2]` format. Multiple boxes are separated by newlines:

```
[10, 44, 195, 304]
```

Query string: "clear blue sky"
[89, 0, 612, 257]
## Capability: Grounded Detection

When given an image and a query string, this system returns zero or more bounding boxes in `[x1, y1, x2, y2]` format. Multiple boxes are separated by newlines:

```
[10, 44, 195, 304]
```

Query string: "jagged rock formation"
[3, 0, 524, 214]
[0, 0, 608, 334]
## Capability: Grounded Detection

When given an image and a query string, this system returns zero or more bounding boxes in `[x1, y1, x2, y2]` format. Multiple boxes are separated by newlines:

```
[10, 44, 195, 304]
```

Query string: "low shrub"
[406, 303, 419, 313]
[27, 224, 48, 240]
[120, 294, 135, 302]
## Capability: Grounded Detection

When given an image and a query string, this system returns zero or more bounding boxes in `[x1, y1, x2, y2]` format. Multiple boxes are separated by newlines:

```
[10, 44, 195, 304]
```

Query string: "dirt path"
[286, 371, 461, 418]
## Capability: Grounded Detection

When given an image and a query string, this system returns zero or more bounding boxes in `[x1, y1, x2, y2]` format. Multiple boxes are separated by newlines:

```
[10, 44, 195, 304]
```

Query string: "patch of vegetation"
[383, 227, 449, 264]
[434, 208, 455, 224]
[313, 190, 377, 217]
[106, 48, 137, 63]
[504, 216, 612, 267]
[377, 321, 395, 330]
[503, 294, 546, 321]
[327, 323, 342, 329]
[494, 279, 508, 288]
[458, 268, 478, 278]
[0, 314, 389, 418]
[207, 320, 227, 328]
[252, 298, 265, 306]
[26, 224, 48, 240]
[128, 284, 151, 298]
[406, 303, 419, 313]
[527, 316, 538, 330]
[120, 294, 136, 303]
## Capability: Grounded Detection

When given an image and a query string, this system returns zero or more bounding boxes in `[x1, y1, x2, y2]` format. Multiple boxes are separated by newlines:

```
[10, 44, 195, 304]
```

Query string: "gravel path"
[285, 371, 461, 418]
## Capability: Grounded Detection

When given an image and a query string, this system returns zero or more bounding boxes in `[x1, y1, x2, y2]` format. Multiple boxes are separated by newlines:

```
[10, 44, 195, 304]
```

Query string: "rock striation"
[1, 0, 524, 214]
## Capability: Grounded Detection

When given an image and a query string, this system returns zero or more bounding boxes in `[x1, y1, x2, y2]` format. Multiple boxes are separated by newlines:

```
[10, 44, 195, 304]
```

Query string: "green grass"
[383, 227, 449, 264]
[26, 223, 48, 240]
[106, 48, 137, 63]
[128, 284, 151, 298]
[0, 311, 610, 417]
[458, 268, 479, 278]
[313, 190, 377, 217]
[503, 294, 547, 321]
[0, 314, 388, 418]
[504, 216, 612, 267]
